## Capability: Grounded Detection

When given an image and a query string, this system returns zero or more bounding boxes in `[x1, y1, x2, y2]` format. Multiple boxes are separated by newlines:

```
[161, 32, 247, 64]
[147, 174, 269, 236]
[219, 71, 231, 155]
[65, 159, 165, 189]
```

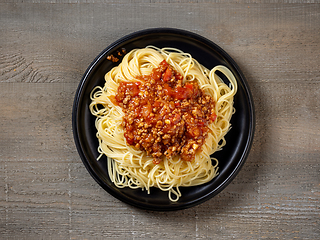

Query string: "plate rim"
[72, 27, 255, 211]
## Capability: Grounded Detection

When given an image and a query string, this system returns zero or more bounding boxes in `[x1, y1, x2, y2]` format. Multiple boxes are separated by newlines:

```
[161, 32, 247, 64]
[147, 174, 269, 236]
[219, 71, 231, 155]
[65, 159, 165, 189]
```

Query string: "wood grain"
[0, 2, 319, 239]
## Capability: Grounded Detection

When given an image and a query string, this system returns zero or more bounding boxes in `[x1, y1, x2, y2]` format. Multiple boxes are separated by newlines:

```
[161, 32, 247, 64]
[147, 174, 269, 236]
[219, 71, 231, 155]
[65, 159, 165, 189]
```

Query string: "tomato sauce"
[114, 60, 216, 164]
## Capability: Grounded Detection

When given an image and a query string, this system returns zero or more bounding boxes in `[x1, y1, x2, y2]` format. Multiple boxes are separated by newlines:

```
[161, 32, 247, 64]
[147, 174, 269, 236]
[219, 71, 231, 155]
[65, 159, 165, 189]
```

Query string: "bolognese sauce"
[113, 60, 217, 164]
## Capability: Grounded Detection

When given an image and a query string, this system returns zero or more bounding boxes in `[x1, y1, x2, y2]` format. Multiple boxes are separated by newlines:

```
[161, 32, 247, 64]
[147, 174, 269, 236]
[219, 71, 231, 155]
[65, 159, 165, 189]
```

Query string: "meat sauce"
[114, 60, 217, 164]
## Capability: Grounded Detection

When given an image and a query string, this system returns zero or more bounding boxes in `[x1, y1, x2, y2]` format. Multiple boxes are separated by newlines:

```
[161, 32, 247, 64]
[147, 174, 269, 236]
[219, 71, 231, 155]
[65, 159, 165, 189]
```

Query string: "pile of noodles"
[89, 46, 237, 201]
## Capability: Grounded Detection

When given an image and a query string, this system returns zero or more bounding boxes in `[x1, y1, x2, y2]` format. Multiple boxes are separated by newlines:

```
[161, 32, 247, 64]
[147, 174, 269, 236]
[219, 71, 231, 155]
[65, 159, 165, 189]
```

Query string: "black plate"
[72, 28, 255, 211]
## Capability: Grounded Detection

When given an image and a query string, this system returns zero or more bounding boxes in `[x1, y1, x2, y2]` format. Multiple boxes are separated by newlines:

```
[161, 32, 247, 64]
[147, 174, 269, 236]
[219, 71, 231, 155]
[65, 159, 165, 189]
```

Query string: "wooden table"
[1, 1, 319, 239]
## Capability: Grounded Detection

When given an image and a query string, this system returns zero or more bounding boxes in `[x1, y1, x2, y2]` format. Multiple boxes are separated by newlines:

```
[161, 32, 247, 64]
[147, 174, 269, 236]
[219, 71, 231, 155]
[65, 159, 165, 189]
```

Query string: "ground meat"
[114, 60, 217, 164]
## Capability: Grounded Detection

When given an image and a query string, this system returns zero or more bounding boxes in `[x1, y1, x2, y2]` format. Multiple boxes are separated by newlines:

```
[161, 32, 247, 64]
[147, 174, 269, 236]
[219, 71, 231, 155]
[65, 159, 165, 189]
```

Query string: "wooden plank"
[1, 3, 319, 85]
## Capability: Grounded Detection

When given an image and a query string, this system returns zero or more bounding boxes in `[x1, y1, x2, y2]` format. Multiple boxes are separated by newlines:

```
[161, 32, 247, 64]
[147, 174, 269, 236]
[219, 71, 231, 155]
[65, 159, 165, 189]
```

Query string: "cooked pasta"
[89, 46, 237, 201]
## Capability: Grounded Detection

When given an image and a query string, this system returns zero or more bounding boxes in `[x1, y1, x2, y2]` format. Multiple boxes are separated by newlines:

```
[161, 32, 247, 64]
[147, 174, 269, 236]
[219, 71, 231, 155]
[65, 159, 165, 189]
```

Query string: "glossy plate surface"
[72, 28, 255, 211]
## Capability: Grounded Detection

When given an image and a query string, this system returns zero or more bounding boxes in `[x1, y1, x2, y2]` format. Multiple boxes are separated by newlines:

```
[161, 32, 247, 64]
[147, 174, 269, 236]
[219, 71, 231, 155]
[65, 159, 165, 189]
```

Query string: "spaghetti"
[89, 46, 237, 201]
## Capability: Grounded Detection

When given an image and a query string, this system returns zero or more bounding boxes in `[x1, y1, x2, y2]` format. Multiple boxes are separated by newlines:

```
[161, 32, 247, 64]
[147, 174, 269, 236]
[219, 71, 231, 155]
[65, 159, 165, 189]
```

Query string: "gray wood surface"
[1, 1, 319, 239]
